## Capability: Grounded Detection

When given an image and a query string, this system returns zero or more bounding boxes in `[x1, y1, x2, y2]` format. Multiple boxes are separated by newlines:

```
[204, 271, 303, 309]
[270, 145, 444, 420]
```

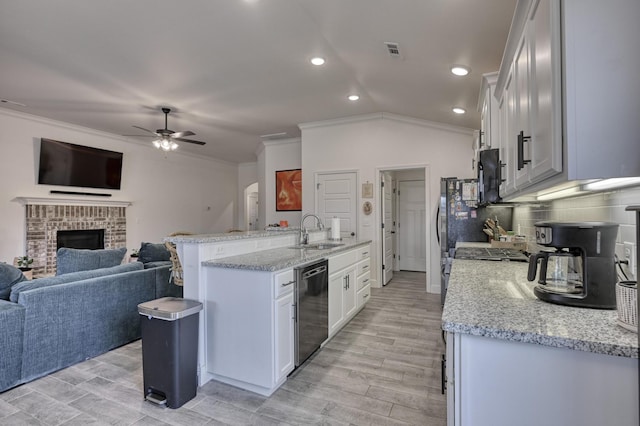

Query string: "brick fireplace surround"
[17, 198, 130, 277]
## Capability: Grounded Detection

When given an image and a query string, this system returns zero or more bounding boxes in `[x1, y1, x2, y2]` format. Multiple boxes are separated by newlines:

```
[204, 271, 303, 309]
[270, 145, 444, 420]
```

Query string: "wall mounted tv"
[38, 138, 123, 190]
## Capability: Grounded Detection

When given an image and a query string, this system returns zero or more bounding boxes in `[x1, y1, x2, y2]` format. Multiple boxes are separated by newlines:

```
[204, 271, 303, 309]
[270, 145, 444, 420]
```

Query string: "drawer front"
[357, 271, 371, 290]
[357, 284, 371, 308]
[358, 245, 371, 261]
[329, 249, 358, 273]
[274, 269, 295, 298]
[357, 258, 370, 276]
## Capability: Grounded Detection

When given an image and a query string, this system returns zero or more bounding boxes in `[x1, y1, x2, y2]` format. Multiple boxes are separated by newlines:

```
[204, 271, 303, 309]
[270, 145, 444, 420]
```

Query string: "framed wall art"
[275, 169, 302, 211]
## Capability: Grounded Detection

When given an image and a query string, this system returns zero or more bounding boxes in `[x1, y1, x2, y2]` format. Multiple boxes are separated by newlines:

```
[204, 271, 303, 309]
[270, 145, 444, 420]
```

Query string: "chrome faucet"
[299, 213, 324, 245]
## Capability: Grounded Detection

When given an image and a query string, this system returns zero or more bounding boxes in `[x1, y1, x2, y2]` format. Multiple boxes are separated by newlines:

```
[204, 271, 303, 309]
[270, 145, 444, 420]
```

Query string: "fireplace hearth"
[22, 203, 127, 277]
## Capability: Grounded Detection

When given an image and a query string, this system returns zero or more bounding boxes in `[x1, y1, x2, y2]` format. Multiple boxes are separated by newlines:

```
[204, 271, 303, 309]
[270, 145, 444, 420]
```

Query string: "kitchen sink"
[289, 242, 345, 250]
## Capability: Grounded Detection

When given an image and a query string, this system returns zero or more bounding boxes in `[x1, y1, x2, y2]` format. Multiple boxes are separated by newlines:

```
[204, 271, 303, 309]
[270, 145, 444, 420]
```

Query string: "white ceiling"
[0, 0, 516, 163]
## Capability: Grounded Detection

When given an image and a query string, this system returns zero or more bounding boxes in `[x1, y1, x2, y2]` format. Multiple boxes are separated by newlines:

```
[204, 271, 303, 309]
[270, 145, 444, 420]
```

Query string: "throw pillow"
[0, 263, 27, 300]
[56, 247, 127, 275]
[137, 242, 170, 264]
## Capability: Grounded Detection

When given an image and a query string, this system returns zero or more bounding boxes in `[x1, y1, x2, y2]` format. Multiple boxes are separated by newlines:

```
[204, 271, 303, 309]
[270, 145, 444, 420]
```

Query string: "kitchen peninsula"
[442, 259, 638, 426]
[166, 229, 371, 396]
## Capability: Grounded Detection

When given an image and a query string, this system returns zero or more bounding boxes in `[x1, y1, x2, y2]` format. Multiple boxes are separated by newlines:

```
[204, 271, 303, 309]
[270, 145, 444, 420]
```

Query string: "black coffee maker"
[527, 221, 619, 309]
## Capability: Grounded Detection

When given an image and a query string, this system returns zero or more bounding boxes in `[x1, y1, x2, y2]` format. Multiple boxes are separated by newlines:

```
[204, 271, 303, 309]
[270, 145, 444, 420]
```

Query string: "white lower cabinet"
[274, 290, 294, 383]
[328, 243, 371, 338]
[205, 267, 295, 396]
[446, 332, 638, 426]
[328, 266, 356, 336]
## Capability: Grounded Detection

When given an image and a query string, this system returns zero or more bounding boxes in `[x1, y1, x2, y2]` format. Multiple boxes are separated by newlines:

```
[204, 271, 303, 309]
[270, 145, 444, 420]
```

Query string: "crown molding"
[298, 112, 474, 135]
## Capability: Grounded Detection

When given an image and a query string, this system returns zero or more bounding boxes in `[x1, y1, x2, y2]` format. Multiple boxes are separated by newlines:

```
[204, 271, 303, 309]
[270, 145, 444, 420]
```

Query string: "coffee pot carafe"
[528, 250, 583, 294]
[527, 221, 618, 309]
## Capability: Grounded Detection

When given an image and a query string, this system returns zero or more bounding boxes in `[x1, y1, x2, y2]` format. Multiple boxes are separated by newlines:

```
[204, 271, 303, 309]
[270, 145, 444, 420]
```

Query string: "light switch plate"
[623, 241, 636, 279]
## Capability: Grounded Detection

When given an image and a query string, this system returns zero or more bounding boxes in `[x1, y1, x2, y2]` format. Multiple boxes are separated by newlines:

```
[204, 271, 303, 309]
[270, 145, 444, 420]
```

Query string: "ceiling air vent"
[384, 42, 402, 59]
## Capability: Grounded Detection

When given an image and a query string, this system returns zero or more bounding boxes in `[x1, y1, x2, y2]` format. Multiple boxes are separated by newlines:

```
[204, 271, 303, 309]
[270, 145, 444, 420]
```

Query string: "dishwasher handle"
[301, 265, 327, 279]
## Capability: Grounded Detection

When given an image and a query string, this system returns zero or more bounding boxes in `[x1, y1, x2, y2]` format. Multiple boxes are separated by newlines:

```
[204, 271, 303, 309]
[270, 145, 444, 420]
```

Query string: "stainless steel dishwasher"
[294, 258, 329, 367]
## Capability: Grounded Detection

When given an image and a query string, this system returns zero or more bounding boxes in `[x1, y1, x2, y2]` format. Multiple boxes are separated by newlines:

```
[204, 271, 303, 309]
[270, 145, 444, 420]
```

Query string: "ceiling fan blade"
[171, 130, 195, 138]
[132, 125, 159, 136]
[174, 137, 206, 146]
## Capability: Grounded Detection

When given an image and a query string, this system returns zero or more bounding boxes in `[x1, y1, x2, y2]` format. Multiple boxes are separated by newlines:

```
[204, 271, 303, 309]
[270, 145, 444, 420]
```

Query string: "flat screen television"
[38, 138, 123, 190]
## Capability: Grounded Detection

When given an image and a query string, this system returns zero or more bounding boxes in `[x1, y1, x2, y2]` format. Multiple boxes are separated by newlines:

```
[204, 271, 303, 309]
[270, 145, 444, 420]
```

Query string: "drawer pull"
[362, 265, 369, 270]
[363, 294, 369, 299]
[363, 278, 369, 283]
[281, 280, 295, 287]
[362, 251, 369, 257]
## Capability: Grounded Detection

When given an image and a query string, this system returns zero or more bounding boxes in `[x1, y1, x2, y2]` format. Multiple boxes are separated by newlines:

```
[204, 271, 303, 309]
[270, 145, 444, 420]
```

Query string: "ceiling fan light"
[152, 140, 161, 149]
[170, 141, 178, 150]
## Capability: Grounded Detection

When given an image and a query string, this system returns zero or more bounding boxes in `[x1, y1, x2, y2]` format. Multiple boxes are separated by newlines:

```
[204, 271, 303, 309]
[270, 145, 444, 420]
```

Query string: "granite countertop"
[164, 228, 300, 243]
[202, 239, 371, 272]
[442, 259, 638, 358]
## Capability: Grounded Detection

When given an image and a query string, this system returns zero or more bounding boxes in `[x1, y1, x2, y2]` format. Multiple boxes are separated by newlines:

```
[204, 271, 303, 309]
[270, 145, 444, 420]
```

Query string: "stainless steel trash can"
[138, 297, 202, 409]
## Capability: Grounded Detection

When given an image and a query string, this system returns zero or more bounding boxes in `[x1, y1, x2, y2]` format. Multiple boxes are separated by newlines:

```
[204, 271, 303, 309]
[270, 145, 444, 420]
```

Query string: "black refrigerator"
[438, 177, 513, 303]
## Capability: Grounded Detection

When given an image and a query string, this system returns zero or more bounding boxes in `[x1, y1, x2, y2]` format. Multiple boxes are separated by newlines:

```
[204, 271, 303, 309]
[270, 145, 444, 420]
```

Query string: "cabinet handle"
[363, 293, 369, 299]
[499, 161, 506, 184]
[472, 158, 475, 170]
[281, 280, 295, 287]
[479, 130, 485, 148]
[517, 130, 531, 170]
[362, 265, 369, 270]
[441, 354, 447, 394]
[363, 278, 369, 284]
[362, 251, 369, 257]
[344, 276, 348, 290]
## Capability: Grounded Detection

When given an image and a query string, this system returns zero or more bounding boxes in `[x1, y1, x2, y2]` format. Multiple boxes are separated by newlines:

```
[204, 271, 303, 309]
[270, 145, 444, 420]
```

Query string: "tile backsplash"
[512, 186, 640, 279]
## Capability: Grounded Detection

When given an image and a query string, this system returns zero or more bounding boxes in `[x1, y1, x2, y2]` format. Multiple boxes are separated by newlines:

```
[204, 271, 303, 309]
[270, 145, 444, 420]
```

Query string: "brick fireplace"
[17, 198, 130, 277]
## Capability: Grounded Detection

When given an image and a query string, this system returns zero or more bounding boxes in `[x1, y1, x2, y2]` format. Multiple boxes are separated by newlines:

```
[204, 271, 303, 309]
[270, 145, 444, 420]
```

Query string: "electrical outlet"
[623, 241, 636, 279]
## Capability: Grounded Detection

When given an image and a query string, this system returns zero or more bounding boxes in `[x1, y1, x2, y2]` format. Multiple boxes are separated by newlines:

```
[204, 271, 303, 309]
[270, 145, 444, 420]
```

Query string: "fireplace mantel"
[13, 197, 132, 208]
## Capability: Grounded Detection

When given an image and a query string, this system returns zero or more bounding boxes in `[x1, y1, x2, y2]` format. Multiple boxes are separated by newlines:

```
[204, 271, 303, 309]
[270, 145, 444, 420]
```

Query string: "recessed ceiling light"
[451, 65, 471, 76]
[348, 95, 360, 101]
[310, 57, 325, 66]
[452, 107, 466, 114]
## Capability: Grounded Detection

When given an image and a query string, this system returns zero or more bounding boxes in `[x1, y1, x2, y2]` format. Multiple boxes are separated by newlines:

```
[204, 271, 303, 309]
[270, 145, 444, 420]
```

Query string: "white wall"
[300, 113, 475, 292]
[0, 109, 238, 262]
[258, 139, 302, 228]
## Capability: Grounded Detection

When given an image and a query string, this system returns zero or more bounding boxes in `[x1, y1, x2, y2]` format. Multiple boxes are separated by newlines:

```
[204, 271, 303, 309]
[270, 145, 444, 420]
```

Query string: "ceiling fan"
[129, 107, 206, 151]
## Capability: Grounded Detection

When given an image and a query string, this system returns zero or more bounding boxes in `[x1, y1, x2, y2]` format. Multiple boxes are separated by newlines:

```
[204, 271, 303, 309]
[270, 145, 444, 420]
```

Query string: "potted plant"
[16, 255, 34, 279]
[17, 255, 33, 271]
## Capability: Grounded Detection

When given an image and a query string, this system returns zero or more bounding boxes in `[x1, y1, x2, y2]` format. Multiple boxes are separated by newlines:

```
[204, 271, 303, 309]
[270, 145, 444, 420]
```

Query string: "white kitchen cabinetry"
[496, 0, 640, 199]
[273, 269, 295, 382]
[496, 0, 562, 196]
[205, 267, 295, 396]
[328, 244, 371, 338]
[477, 72, 499, 151]
[446, 332, 638, 426]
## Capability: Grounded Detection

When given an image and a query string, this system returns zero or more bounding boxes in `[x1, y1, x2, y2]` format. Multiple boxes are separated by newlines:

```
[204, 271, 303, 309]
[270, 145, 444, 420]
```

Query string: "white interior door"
[316, 172, 357, 238]
[247, 192, 259, 230]
[381, 172, 394, 285]
[399, 180, 426, 272]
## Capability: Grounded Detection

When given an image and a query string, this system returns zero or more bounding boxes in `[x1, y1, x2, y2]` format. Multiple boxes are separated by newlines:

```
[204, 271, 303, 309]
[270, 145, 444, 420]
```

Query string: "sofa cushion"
[0, 263, 27, 300]
[137, 242, 170, 264]
[56, 247, 127, 275]
[10, 262, 143, 303]
[142, 260, 172, 269]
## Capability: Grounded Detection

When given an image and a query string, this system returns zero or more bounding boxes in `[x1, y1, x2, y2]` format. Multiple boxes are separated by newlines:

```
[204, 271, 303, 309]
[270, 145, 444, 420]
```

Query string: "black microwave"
[478, 148, 502, 204]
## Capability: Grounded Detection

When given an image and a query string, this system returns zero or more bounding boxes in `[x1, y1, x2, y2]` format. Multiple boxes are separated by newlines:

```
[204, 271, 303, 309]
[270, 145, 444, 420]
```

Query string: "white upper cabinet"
[495, 0, 640, 198]
[478, 72, 499, 151]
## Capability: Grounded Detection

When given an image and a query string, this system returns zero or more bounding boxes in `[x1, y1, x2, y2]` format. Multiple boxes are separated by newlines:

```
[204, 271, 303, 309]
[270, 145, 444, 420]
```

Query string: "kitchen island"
[442, 259, 638, 426]
[166, 230, 371, 395]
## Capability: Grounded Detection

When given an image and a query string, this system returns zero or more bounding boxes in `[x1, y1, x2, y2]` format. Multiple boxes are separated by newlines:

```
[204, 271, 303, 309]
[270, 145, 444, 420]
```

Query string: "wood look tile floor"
[0, 271, 446, 425]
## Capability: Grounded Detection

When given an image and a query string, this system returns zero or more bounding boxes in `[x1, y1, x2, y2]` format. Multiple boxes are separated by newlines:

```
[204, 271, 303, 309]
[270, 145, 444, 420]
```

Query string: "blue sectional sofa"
[0, 257, 181, 393]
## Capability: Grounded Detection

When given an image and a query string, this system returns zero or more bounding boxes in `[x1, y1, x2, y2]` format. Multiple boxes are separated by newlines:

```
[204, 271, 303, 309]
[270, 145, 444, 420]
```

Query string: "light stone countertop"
[202, 239, 371, 272]
[164, 228, 300, 243]
[442, 259, 638, 358]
